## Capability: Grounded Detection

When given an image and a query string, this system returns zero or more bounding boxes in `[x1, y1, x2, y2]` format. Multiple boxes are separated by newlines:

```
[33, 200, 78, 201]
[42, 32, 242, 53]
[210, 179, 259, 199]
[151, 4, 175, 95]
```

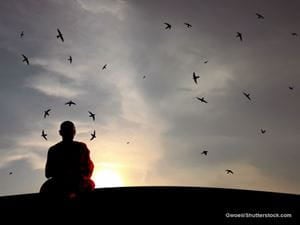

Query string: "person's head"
[59, 121, 76, 141]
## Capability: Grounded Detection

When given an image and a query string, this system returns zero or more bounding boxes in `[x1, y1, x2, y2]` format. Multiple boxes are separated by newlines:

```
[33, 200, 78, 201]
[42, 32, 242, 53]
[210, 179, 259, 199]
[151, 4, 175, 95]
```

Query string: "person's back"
[40, 121, 95, 198]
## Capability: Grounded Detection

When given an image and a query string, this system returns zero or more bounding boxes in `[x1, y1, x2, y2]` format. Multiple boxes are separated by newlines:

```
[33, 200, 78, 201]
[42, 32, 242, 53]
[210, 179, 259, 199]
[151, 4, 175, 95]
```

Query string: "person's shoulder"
[48, 142, 62, 153]
[73, 141, 88, 148]
[48, 142, 61, 153]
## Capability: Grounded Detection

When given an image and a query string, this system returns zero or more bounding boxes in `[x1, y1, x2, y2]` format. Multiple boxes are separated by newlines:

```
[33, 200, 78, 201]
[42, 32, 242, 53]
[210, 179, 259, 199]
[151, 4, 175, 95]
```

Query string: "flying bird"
[236, 32, 243, 41]
[195, 97, 208, 103]
[201, 150, 208, 156]
[102, 64, 107, 70]
[204, 60, 208, 64]
[20, 31, 24, 38]
[41, 130, 48, 140]
[243, 92, 251, 101]
[43, 109, 51, 119]
[65, 100, 76, 107]
[21, 54, 29, 65]
[9, 172, 13, 175]
[127, 141, 130, 144]
[90, 130, 96, 141]
[184, 23, 192, 28]
[289, 86, 294, 90]
[68, 56, 72, 64]
[291, 32, 298, 36]
[164, 23, 171, 29]
[56, 28, 64, 42]
[193, 72, 200, 84]
[143, 75, 146, 79]
[88, 111, 96, 121]
[225, 169, 234, 174]
[260, 129, 266, 134]
[255, 13, 264, 19]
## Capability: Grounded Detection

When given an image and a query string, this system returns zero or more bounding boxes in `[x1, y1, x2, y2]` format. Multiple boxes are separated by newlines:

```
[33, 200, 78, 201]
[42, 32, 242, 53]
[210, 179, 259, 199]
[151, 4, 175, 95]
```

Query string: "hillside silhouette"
[0, 186, 298, 224]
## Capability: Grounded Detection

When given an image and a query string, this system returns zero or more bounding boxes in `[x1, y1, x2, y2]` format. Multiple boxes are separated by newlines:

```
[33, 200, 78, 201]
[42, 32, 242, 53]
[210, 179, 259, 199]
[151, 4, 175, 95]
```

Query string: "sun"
[93, 168, 124, 188]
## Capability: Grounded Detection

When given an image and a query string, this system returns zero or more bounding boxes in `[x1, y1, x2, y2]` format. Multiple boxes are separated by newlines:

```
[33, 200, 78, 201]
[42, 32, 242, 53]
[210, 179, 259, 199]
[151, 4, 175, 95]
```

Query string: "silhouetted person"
[40, 121, 95, 199]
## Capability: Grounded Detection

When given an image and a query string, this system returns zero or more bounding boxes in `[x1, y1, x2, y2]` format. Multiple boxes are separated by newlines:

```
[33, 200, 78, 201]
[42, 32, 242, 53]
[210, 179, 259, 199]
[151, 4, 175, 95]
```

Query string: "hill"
[0, 186, 298, 224]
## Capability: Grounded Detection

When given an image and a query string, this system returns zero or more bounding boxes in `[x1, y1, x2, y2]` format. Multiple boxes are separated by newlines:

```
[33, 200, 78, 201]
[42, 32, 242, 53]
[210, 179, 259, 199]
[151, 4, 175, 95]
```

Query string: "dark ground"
[0, 186, 299, 224]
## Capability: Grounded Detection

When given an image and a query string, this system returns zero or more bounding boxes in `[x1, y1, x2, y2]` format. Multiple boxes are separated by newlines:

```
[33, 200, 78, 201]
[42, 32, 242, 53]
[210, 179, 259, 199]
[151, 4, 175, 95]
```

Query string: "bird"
[204, 60, 208, 64]
[236, 32, 243, 41]
[289, 86, 294, 90]
[88, 111, 96, 121]
[90, 130, 96, 141]
[260, 129, 266, 134]
[68, 56, 72, 64]
[164, 23, 171, 29]
[193, 72, 200, 84]
[102, 64, 107, 70]
[43, 109, 51, 119]
[41, 130, 47, 140]
[143, 75, 146, 79]
[127, 141, 130, 144]
[20, 31, 24, 38]
[201, 150, 208, 156]
[291, 32, 298, 36]
[65, 100, 76, 106]
[184, 23, 192, 28]
[21, 54, 29, 65]
[243, 92, 251, 101]
[56, 28, 64, 42]
[9, 172, 13, 175]
[195, 97, 208, 103]
[225, 169, 234, 174]
[255, 13, 264, 19]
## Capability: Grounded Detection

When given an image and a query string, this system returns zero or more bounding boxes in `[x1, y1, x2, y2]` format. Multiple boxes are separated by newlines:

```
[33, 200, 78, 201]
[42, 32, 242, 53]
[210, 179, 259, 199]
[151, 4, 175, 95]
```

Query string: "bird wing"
[193, 73, 198, 84]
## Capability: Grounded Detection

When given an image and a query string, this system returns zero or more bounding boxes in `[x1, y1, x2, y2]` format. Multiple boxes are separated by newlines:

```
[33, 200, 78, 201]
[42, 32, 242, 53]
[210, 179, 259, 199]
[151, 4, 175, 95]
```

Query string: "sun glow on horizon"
[93, 168, 124, 188]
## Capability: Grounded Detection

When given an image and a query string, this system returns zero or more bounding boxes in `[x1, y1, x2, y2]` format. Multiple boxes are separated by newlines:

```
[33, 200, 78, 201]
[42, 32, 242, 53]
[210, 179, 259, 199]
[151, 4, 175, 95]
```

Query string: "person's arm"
[80, 143, 94, 178]
[45, 148, 55, 178]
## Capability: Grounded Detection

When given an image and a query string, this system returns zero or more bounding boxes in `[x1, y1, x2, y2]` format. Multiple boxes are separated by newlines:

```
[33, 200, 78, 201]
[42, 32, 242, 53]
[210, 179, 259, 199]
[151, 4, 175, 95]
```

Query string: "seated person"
[40, 121, 95, 198]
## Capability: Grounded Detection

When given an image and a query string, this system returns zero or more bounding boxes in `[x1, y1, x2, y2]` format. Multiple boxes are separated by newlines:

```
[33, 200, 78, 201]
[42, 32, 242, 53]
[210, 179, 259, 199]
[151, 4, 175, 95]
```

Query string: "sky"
[0, 0, 300, 196]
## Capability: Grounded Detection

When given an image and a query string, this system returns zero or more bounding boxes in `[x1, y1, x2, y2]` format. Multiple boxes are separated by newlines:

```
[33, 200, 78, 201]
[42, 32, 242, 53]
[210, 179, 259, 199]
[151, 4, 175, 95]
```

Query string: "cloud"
[1, 0, 300, 195]
[0, 158, 44, 196]
[76, 0, 128, 20]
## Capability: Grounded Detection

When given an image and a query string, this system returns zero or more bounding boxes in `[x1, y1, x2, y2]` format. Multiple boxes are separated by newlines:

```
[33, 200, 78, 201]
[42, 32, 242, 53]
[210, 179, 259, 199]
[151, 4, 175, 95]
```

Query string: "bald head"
[59, 121, 76, 141]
